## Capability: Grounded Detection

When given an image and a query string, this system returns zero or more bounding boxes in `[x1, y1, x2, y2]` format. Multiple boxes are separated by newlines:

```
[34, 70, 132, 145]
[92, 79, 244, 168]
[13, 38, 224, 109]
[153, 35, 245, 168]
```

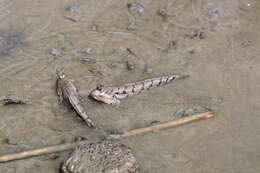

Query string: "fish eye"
[96, 84, 103, 90]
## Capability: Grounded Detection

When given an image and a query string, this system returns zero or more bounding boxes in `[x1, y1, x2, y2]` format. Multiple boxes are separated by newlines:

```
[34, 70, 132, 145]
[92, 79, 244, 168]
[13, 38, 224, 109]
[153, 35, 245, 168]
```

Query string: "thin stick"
[0, 112, 214, 163]
[122, 112, 214, 137]
[0, 139, 98, 163]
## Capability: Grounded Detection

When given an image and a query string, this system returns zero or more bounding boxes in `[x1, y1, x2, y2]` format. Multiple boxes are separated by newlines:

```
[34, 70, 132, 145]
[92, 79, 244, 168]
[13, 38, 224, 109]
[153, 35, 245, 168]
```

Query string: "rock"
[62, 140, 140, 173]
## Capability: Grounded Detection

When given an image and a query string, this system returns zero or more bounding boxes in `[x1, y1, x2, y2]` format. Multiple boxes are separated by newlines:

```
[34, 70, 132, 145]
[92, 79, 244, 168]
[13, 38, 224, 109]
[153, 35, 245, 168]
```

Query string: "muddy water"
[0, 0, 259, 172]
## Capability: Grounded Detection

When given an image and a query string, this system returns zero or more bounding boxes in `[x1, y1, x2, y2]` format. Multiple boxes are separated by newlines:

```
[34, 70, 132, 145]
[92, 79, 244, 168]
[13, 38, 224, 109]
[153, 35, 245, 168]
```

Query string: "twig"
[0, 140, 98, 163]
[122, 112, 214, 137]
[0, 112, 214, 163]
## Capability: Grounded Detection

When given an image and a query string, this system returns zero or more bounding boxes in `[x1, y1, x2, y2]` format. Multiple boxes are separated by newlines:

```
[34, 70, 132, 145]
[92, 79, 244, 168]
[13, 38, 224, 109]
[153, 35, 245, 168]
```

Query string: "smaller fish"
[56, 71, 95, 128]
[90, 74, 189, 106]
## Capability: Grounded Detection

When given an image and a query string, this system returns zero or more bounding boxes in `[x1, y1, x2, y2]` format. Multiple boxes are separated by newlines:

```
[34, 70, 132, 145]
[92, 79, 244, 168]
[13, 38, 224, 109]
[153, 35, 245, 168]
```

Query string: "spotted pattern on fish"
[90, 74, 189, 106]
[56, 71, 95, 128]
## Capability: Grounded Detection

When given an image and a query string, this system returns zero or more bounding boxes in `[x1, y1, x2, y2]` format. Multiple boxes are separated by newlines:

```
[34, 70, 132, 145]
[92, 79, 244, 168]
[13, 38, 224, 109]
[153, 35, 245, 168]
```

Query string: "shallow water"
[0, 0, 259, 172]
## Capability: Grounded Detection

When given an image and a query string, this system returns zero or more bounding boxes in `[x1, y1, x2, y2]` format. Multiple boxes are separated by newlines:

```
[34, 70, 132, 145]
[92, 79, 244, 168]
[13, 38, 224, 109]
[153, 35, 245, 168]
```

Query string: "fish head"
[56, 70, 66, 79]
[90, 89, 119, 105]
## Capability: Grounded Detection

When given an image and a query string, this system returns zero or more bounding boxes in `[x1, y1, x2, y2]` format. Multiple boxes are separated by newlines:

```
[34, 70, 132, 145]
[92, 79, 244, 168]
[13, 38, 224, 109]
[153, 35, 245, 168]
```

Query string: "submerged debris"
[50, 48, 62, 57]
[185, 30, 207, 39]
[126, 2, 144, 30]
[163, 41, 177, 53]
[241, 40, 254, 47]
[64, 15, 80, 22]
[174, 106, 208, 119]
[125, 48, 137, 70]
[2, 138, 18, 145]
[127, 59, 135, 70]
[73, 136, 88, 142]
[127, 21, 137, 30]
[64, 3, 81, 22]
[0, 32, 25, 56]
[149, 120, 160, 126]
[127, 2, 144, 15]
[192, 0, 243, 33]
[88, 67, 102, 76]
[143, 65, 153, 74]
[0, 96, 26, 105]
[157, 8, 171, 22]
[62, 140, 140, 173]
[81, 57, 96, 64]
[66, 3, 80, 13]
[80, 47, 92, 54]
[88, 23, 98, 32]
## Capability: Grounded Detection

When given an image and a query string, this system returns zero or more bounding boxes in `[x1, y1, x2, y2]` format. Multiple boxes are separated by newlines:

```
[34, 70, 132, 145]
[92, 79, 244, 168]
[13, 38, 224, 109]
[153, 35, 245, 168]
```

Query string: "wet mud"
[0, 0, 259, 172]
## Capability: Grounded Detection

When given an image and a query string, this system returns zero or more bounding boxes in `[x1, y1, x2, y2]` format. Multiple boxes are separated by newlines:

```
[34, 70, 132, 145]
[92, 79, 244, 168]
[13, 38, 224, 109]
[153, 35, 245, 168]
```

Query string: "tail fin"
[176, 75, 190, 80]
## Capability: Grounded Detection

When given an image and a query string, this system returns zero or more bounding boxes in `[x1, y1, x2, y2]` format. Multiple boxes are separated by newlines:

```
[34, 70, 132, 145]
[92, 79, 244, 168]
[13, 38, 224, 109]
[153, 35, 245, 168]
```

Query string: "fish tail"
[176, 74, 190, 80]
[81, 112, 95, 128]
[154, 74, 189, 87]
[73, 103, 95, 128]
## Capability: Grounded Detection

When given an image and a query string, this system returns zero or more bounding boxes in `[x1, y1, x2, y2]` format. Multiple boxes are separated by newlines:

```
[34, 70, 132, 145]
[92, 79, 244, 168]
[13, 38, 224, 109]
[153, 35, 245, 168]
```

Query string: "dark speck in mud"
[189, 49, 195, 54]
[2, 138, 18, 145]
[149, 120, 160, 126]
[73, 136, 88, 142]
[157, 8, 172, 22]
[66, 3, 80, 13]
[0, 96, 26, 105]
[162, 41, 177, 53]
[127, 2, 144, 15]
[185, 30, 207, 40]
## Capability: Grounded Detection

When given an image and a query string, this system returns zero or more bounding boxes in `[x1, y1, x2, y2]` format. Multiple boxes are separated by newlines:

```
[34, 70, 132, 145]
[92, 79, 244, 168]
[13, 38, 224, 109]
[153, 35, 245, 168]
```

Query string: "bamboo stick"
[0, 140, 98, 163]
[122, 111, 214, 137]
[0, 112, 214, 163]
